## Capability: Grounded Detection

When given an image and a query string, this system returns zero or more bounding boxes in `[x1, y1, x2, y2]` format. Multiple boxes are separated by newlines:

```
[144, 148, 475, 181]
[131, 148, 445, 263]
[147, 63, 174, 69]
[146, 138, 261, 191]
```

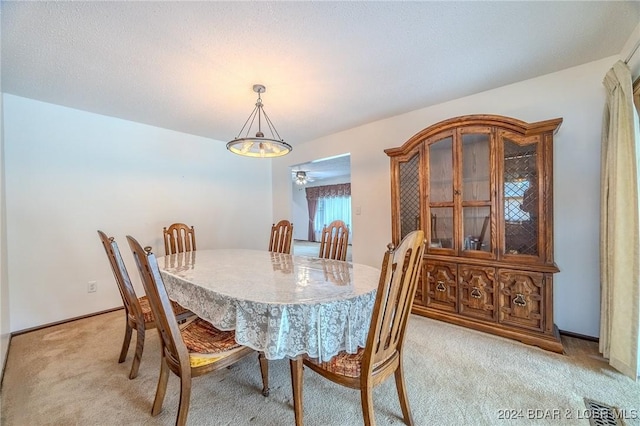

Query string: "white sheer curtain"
[600, 60, 640, 380]
[314, 196, 352, 241]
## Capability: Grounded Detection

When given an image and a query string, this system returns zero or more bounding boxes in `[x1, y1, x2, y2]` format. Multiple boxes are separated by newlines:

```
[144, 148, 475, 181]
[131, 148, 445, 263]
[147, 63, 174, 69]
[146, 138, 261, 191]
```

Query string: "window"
[314, 196, 352, 238]
[305, 183, 351, 242]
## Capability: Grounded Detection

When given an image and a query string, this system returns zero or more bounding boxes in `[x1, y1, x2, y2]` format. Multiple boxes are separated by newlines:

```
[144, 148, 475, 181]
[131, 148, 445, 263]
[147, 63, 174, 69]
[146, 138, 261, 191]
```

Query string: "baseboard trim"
[10, 306, 124, 337]
[558, 329, 599, 343]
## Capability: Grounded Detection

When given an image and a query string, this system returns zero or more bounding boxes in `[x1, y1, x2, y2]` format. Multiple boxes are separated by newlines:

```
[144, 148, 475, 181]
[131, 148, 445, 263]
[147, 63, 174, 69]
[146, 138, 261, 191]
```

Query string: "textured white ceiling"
[2, 1, 639, 148]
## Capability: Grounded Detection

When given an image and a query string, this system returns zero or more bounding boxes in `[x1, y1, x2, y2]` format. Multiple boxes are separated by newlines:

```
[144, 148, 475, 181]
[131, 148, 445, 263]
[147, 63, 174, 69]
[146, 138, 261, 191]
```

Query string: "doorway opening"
[290, 154, 351, 260]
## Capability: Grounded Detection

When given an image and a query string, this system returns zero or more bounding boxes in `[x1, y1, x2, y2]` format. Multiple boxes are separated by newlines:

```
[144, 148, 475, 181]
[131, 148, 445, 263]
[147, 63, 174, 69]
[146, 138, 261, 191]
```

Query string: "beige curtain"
[600, 60, 640, 380]
[635, 76, 640, 113]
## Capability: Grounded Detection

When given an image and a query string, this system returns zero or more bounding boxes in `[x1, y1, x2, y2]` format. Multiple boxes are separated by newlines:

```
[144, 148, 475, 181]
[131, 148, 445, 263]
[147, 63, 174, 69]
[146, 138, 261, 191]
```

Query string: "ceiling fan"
[292, 170, 315, 185]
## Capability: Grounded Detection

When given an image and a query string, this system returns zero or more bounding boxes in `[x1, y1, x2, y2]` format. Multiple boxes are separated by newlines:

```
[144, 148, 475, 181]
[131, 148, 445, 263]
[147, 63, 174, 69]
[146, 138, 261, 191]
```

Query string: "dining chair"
[260, 218, 294, 396]
[126, 235, 267, 426]
[318, 219, 349, 261]
[163, 222, 196, 255]
[268, 219, 293, 254]
[97, 230, 192, 379]
[292, 230, 426, 426]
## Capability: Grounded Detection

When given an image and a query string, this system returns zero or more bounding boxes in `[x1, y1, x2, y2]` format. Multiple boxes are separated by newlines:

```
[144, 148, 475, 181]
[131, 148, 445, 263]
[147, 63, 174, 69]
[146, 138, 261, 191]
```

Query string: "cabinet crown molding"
[384, 114, 562, 157]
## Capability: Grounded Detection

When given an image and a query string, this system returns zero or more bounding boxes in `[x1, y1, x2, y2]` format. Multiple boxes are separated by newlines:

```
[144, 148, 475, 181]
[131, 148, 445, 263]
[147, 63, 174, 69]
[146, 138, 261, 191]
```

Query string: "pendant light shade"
[226, 84, 292, 158]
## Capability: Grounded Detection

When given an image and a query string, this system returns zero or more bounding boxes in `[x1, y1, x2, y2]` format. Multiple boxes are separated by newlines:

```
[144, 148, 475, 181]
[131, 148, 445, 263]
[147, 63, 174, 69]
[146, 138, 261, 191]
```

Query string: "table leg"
[258, 352, 270, 396]
[290, 357, 304, 426]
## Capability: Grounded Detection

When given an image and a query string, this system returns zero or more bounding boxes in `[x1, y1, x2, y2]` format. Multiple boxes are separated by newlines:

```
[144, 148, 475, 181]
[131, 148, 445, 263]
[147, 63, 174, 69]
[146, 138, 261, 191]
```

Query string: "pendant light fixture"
[226, 84, 292, 158]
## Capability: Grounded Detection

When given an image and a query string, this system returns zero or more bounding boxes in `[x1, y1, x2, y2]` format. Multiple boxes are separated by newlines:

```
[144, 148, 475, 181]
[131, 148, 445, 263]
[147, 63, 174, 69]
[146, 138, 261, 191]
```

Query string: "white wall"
[0, 87, 9, 372]
[291, 175, 351, 241]
[622, 22, 640, 79]
[3, 94, 274, 331]
[274, 56, 621, 337]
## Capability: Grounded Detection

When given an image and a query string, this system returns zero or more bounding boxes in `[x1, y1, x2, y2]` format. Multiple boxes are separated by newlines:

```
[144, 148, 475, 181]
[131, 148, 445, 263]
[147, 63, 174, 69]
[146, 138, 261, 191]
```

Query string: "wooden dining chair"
[163, 222, 196, 255]
[268, 219, 293, 254]
[318, 219, 349, 261]
[126, 235, 267, 426]
[259, 219, 294, 396]
[292, 230, 426, 426]
[97, 230, 192, 379]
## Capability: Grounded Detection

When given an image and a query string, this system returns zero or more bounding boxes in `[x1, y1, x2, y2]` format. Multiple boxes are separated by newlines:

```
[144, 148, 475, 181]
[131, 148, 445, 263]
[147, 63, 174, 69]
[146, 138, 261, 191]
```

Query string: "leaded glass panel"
[399, 153, 420, 240]
[503, 138, 538, 255]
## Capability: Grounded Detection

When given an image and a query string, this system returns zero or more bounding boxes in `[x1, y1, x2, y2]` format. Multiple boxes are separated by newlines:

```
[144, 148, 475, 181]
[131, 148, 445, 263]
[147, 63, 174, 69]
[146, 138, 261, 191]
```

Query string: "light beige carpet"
[1, 310, 638, 425]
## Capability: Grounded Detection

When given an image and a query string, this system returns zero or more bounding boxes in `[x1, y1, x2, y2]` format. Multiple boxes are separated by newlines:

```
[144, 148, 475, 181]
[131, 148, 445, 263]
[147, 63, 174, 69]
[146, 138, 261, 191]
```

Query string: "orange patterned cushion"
[306, 347, 366, 378]
[137, 296, 155, 323]
[181, 318, 241, 355]
[136, 296, 191, 324]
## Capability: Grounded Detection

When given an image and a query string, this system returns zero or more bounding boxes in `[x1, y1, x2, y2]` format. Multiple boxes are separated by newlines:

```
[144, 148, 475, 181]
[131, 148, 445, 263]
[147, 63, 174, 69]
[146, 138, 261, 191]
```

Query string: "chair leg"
[290, 358, 304, 426]
[360, 385, 375, 426]
[118, 321, 133, 363]
[128, 324, 146, 379]
[176, 373, 192, 426]
[394, 367, 414, 426]
[258, 352, 270, 396]
[151, 355, 169, 416]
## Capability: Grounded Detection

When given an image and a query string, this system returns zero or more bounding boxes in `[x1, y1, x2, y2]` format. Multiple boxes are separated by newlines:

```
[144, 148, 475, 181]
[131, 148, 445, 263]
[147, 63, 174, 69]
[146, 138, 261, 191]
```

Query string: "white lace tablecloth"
[159, 249, 380, 362]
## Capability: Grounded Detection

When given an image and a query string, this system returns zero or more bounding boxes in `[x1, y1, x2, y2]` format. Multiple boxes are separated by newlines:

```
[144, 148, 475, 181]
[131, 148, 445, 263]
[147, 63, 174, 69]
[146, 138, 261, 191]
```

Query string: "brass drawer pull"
[513, 293, 527, 307]
[436, 281, 446, 292]
[470, 287, 482, 299]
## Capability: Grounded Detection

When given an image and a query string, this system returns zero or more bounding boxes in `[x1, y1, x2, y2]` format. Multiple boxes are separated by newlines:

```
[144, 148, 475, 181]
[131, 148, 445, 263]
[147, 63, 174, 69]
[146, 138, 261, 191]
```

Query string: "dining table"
[158, 248, 381, 424]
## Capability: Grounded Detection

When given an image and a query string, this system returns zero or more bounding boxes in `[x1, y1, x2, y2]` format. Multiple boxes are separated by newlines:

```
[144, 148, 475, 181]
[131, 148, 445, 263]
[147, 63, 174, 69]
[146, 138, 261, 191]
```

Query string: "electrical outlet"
[88, 281, 97, 293]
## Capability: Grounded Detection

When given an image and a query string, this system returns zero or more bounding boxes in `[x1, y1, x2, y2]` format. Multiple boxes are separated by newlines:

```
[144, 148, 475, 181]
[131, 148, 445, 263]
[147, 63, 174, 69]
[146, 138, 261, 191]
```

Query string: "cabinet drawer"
[498, 269, 544, 331]
[459, 264, 497, 322]
[425, 261, 457, 313]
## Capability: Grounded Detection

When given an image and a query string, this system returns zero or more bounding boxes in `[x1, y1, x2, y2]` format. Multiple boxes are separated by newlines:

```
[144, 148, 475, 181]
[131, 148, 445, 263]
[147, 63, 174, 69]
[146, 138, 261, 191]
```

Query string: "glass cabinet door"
[428, 136, 453, 249]
[398, 152, 421, 240]
[461, 132, 492, 253]
[502, 137, 539, 256]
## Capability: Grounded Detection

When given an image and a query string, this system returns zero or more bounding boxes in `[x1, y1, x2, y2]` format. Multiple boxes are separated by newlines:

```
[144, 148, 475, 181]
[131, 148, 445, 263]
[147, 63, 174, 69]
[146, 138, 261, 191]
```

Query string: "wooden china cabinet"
[385, 115, 563, 352]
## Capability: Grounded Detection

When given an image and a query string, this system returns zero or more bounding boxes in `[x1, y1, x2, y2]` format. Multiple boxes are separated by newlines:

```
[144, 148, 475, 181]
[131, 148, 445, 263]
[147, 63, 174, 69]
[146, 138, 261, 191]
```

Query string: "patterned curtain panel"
[305, 183, 351, 200]
[305, 184, 351, 241]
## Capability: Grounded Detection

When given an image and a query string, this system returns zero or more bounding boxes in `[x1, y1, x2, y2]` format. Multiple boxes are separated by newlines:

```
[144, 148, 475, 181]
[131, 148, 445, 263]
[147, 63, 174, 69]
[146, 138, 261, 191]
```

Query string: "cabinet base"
[413, 305, 564, 353]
